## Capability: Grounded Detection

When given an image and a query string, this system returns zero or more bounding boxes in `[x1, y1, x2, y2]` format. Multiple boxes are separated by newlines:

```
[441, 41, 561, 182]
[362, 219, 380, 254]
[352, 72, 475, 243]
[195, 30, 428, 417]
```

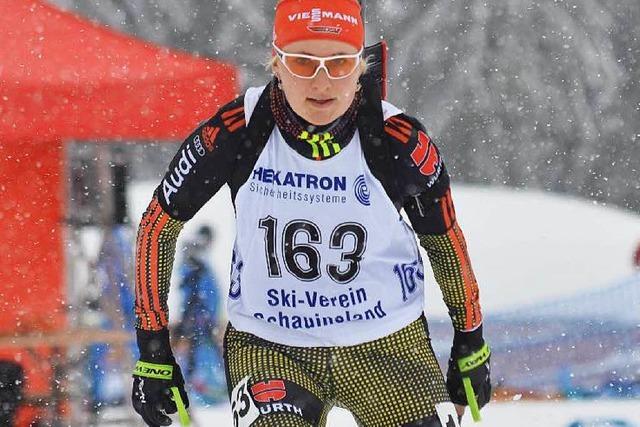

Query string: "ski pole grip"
[170, 386, 191, 427]
[457, 343, 490, 422]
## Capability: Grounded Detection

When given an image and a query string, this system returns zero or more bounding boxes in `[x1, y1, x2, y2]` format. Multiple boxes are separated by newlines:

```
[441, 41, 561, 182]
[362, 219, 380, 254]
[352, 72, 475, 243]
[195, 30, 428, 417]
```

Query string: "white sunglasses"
[273, 43, 363, 80]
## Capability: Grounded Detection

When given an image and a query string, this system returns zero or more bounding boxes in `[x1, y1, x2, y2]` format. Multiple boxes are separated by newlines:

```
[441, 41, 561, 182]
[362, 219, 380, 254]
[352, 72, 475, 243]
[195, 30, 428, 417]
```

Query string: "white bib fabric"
[227, 86, 425, 347]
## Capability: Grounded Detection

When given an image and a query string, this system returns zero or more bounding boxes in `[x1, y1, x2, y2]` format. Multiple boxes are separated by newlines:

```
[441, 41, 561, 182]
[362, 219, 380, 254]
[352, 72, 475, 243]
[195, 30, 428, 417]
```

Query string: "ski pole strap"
[171, 386, 191, 427]
[133, 361, 173, 380]
[457, 343, 490, 373]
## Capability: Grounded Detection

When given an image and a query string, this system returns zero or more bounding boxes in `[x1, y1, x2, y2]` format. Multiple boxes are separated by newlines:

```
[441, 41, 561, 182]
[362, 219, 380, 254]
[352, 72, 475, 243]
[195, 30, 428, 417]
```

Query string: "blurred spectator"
[174, 225, 226, 404]
[87, 224, 136, 410]
[633, 242, 640, 269]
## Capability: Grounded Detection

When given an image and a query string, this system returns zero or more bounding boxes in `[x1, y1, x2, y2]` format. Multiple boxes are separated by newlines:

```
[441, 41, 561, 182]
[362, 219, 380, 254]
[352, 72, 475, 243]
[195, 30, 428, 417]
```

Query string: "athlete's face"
[273, 39, 363, 126]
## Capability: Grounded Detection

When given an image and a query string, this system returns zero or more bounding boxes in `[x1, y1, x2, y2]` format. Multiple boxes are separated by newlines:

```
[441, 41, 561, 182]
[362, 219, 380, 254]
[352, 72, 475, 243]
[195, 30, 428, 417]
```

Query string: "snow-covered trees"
[51, 0, 640, 212]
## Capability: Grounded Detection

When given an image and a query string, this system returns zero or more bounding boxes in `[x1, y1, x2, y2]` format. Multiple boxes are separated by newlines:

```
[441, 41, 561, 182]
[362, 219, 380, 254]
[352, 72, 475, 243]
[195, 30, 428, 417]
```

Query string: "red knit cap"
[273, 0, 364, 50]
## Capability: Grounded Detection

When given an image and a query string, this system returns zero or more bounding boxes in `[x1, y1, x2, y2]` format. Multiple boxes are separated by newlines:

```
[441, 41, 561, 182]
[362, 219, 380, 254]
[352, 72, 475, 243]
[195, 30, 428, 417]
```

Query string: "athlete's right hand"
[132, 329, 189, 426]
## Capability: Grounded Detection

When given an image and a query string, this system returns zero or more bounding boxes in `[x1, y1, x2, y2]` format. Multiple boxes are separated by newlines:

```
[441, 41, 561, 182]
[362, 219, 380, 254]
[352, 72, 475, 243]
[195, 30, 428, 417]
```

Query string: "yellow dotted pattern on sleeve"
[419, 222, 483, 331]
[224, 317, 450, 426]
[134, 196, 184, 330]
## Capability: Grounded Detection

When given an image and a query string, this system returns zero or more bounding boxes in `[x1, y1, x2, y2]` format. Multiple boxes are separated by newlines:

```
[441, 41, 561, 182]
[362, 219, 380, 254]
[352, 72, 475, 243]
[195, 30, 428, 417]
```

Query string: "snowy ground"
[99, 399, 640, 427]
[438, 186, 640, 314]
[162, 399, 640, 427]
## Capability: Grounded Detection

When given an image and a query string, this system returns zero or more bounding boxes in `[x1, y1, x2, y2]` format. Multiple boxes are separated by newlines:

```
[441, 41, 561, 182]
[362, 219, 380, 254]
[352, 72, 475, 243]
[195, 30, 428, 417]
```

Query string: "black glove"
[446, 325, 491, 410]
[132, 328, 190, 427]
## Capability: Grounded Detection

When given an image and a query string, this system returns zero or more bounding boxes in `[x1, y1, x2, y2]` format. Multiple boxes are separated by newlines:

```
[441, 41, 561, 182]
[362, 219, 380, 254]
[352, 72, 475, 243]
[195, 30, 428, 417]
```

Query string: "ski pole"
[171, 386, 191, 427]
[461, 378, 481, 422]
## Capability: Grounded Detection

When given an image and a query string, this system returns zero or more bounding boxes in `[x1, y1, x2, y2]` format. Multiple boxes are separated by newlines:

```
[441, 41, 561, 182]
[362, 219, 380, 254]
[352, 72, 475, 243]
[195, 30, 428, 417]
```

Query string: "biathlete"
[131, 1, 491, 426]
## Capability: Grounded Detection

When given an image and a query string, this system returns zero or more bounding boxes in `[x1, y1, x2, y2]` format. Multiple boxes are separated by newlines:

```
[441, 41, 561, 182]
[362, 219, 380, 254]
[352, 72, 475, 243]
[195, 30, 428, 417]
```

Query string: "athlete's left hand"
[446, 325, 491, 411]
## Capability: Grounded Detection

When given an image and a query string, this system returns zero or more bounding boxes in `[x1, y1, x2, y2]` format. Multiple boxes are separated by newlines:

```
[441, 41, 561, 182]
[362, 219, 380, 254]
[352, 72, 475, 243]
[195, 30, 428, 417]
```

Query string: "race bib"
[231, 376, 260, 427]
[435, 402, 461, 427]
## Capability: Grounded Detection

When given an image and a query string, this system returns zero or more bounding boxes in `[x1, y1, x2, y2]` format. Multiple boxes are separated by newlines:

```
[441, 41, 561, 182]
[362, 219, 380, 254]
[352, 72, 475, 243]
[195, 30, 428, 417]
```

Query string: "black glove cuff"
[452, 324, 484, 356]
[136, 328, 174, 362]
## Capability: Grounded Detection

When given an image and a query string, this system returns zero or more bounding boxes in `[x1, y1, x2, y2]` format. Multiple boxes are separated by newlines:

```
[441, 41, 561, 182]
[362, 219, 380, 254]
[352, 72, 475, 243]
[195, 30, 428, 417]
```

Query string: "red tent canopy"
[0, 0, 238, 334]
[0, 0, 238, 140]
